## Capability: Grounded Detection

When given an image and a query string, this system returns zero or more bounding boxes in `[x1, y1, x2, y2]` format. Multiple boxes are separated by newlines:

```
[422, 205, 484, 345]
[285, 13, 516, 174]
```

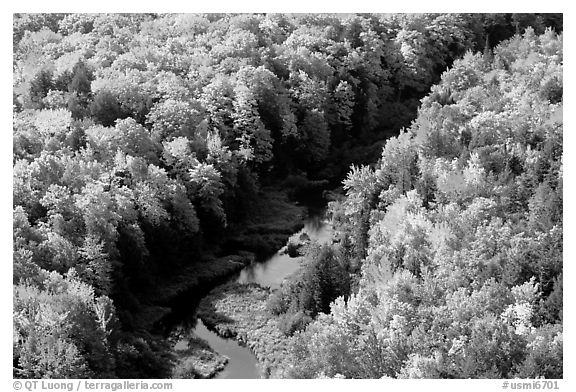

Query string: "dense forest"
[279, 28, 563, 379]
[12, 13, 562, 379]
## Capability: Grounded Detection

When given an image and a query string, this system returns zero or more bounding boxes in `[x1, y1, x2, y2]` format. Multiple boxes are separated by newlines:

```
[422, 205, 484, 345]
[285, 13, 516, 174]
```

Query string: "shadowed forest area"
[13, 13, 562, 378]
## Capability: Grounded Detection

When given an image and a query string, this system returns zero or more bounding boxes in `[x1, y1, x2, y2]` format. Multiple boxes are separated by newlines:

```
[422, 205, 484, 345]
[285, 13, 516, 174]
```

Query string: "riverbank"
[197, 282, 294, 378]
[156, 252, 255, 304]
[161, 190, 308, 378]
[158, 190, 307, 304]
[221, 190, 307, 258]
[176, 209, 334, 379]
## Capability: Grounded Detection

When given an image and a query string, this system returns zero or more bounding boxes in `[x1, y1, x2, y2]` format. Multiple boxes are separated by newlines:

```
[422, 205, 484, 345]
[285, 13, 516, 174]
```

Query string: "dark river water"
[178, 211, 332, 379]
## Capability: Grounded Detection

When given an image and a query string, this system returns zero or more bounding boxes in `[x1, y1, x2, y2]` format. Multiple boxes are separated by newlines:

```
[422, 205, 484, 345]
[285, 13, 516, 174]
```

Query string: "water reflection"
[303, 214, 333, 245]
[236, 253, 302, 289]
[236, 213, 332, 289]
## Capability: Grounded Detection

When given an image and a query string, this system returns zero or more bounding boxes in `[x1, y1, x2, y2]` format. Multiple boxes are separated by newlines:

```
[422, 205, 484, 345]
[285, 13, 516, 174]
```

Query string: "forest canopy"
[12, 13, 562, 378]
[282, 27, 563, 379]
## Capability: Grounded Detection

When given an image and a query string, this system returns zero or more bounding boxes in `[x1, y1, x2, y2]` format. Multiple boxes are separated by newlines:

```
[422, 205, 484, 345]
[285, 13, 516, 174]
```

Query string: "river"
[176, 210, 332, 379]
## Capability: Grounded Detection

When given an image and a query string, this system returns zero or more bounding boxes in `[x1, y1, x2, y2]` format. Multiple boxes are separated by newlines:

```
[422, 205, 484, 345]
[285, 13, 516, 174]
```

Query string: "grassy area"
[197, 282, 293, 377]
[169, 330, 228, 379]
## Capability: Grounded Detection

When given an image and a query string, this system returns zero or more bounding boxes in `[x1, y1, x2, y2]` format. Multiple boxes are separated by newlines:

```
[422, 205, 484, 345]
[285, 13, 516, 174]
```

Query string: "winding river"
[182, 210, 333, 379]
